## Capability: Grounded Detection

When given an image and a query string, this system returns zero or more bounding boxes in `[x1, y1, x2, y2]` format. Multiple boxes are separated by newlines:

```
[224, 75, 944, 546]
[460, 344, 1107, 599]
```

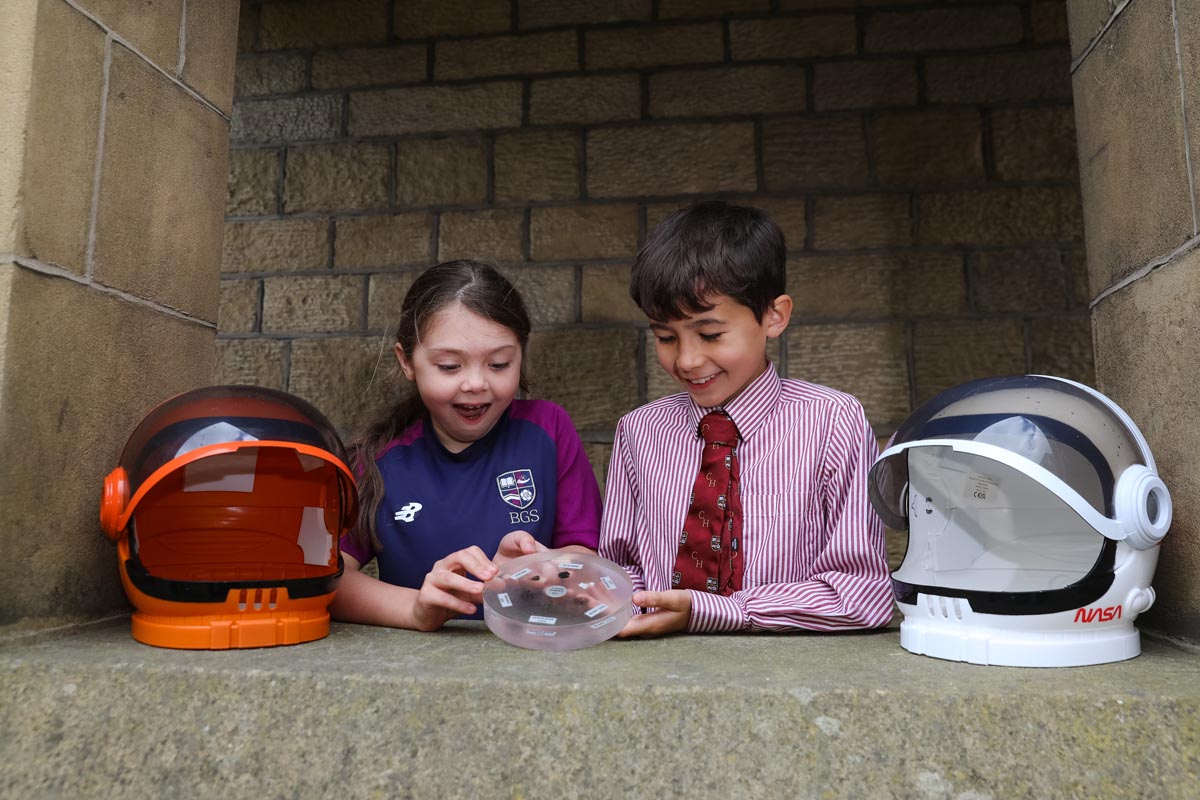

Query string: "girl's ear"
[394, 343, 415, 381]
[764, 294, 793, 338]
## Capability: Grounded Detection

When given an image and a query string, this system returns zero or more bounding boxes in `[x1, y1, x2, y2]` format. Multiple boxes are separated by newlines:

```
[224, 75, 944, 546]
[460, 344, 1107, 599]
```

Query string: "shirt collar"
[688, 362, 782, 441]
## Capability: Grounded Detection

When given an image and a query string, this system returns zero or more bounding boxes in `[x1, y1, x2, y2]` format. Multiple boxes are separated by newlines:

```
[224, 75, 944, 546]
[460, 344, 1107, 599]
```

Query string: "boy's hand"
[493, 530, 547, 566]
[617, 590, 691, 638]
[411, 546, 497, 632]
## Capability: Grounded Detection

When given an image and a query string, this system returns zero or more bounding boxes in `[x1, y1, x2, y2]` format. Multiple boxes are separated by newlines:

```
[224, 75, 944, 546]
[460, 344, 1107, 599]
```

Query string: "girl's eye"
[699, 333, 723, 342]
[436, 364, 460, 372]
[490, 362, 511, 371]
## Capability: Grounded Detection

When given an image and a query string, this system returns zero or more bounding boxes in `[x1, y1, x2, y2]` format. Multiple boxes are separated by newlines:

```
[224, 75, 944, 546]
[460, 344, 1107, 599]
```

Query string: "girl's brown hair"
[349, 260, 531, 553]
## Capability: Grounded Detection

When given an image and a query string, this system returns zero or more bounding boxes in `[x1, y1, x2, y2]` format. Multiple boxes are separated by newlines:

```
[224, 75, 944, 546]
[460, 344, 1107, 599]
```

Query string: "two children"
[336, 202, 892, 637]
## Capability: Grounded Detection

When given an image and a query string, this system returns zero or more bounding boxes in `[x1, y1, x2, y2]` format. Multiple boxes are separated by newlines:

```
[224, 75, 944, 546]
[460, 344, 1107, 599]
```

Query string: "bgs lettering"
[1073, 605, 1122, 623]
[509, 509, 541, 525]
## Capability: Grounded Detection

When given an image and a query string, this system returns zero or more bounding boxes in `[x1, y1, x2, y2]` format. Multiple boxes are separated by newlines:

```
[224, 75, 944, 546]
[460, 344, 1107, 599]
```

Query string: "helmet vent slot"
[238, 589, 247, 611]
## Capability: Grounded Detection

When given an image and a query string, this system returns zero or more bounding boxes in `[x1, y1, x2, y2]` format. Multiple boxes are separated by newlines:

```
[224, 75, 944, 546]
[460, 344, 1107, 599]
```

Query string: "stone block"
[1072, 0, 1196, 293]
[1092, 247, 1200, 637]
[289, 336, 389, 432]
[587, 123, 756, 198]
[991, 106, 1078, 182]
[182, 0, 240, 113]
[648, 65, 807, 118]
[226, 148, 280, 217]
[237, 0, 257, 52]
[968, 249, 1069, 314]
[79, 0, 182, 69]
[729, 17, 857, 60]
[1066, 0, 1116, 59]
[366, 270, 421, 331]
[528, 75, 641, 126]
[262, 275, 364, 333]
[813, 59, 918, 111]
[218, 278, 260, 333]
[223, 218, 330, 273]
[394, 0, 512, 38]
[527, 328, 641, 429]
[0, 268, 214, 623]
[214, 337, 285, 388]
[259, 0, 388, 49]
[864, 7, 1023, 52]
[312, 45, 427, 89]
[926, 48, 1073, 104]
[787, 252, 967, 319]
[21, 0, 105, 274]
[395, 137, 488, 207]
[917, 188, 1082, 246]
[585, 23, 723, 70]
[519, 0, 651, 29]
[92, 44, 228, 321]
[495, 131, 580, 203]
[584, 442, 613, 491]
[335, 213, 433, 270]
[230, 95, 343, 145]
[438, 209, 525, 262]
[283, 142, 390, 213]
[234, 53, 307, 97]
[912, 319, 1025, 403]
[812, 194, 911, 250]
[1064, 247, 1091, 308]
[779, 0, 855, 7]
[787, 322, 910, 426]
[529, 205, 639, 261]
[502, 264, 578, 326]
[873, 110, 984, 186]
[1032, 1, 1070, 42]
[1179, 0, 1200, 210]
[762, 115, 868, 190]
[582, 263, 641, 323]
[349, 83, 522, 136]
[435, 31, 576, 80]
[1030, 316, 1095, 385]
[659, 0, 770, 16]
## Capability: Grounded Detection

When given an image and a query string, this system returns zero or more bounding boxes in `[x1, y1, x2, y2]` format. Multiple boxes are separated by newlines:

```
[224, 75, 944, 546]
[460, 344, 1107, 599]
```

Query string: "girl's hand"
[411, 546, 498, 632]
[492, 530, 547, 566]
[617, 590, 692, 638]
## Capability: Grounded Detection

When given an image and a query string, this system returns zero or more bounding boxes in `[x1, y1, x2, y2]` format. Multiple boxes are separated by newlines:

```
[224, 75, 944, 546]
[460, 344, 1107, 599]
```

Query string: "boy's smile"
[650, 293, 792, 408]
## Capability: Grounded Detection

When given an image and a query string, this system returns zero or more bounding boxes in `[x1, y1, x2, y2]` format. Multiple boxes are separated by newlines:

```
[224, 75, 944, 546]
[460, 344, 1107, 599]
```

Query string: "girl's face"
[397, 301, 522, 453]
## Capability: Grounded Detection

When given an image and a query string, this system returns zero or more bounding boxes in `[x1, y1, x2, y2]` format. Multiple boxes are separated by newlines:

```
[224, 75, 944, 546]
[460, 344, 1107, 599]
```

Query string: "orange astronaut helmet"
[101, 386, 357, 650]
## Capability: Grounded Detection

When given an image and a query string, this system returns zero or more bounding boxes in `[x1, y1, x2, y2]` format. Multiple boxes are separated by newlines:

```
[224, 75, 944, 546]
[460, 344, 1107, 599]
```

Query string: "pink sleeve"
[548, 405, 602, 550]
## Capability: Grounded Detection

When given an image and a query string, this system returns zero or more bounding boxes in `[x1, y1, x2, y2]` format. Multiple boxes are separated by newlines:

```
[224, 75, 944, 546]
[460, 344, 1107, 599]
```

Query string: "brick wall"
[221, 0, 1090, 485]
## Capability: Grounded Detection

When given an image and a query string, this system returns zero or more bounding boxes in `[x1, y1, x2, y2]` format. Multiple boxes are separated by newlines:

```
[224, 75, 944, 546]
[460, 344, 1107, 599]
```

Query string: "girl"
[332, 261, 602, 631]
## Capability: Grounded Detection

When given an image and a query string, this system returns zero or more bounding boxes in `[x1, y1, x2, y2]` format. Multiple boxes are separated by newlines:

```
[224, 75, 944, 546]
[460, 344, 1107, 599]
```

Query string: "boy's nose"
[676, 339, 705, 371]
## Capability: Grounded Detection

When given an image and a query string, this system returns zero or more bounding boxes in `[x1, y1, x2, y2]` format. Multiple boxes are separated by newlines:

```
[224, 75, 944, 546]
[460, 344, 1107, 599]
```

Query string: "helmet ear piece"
[1114, 465, 1171, 550]
[100, 467, 129, 540]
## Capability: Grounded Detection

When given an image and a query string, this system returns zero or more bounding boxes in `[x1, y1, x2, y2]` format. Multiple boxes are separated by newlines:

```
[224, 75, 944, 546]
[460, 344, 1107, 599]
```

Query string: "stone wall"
[221, 0, 1092, 487]
[0, 0, 239, 628]
[1068, 0, 1200, 637]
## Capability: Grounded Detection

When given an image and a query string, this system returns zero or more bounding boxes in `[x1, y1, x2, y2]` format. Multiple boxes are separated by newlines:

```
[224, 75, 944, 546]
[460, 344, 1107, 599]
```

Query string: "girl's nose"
[460, 366, 487, 392]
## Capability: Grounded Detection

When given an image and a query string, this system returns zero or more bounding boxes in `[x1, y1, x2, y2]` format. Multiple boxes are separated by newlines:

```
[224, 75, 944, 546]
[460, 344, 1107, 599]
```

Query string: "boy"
[600, 201, 893, 637]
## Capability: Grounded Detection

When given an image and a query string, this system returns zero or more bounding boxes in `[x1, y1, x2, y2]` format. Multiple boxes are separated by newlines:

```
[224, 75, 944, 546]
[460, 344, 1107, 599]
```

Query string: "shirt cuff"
[687, 591, 746, 633]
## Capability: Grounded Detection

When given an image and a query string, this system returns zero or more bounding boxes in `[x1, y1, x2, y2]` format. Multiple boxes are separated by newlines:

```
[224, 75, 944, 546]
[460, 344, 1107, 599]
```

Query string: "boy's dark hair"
[349, 260, 531, 553]
[630, 200, 786, 323]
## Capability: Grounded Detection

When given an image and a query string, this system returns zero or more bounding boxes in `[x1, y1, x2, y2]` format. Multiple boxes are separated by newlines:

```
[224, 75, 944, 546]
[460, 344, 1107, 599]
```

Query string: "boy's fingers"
[616, 610, 681, 638]
[632, 590, 688, 611]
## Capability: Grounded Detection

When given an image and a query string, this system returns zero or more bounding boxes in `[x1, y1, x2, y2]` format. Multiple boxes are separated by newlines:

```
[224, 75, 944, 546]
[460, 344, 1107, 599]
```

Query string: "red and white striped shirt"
[600, 365, 894, 633]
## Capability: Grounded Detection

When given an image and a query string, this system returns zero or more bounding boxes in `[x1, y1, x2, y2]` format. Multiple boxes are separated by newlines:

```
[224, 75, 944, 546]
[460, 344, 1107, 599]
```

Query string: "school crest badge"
[497, 469, 536, 510]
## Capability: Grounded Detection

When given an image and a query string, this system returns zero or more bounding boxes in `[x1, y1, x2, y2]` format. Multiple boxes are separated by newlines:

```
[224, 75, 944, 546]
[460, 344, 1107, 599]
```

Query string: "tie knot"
[699, 412, 738, 447]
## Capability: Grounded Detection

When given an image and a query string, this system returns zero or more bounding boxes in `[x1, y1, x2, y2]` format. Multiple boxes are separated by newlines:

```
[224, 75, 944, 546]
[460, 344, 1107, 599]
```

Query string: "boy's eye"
[654, 335, 677, 344]
[699, 332, 723, 342]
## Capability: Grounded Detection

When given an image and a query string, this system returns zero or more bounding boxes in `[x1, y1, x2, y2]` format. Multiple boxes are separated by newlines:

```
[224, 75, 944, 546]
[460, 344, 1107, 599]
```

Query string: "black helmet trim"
[891, 538, 1117, 616]
[123, 553, 344, 602]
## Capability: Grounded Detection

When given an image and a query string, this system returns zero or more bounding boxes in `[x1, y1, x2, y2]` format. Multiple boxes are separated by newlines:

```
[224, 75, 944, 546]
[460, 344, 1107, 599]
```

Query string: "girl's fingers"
[429, 570, 485, 600]
[419, 584, 477, 617]
[436, 546, 496, 581]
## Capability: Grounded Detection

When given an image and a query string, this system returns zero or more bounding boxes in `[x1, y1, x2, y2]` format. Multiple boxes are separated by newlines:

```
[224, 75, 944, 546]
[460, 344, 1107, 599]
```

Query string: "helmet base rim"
[130, 609, 331, 650]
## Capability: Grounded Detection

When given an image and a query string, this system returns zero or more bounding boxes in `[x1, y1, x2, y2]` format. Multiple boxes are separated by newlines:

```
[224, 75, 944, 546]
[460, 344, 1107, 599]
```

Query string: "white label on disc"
[529, 615, 557, 625]
[545, 585, 566, 598]
[584, 604, 609, 618]
[509, 568, 532, 580]
[967, 472, 1001, 504]
[498, 593, 512, 608]
[557, 562, 584, 570]
[590, 616, 617, 629]
[526, 629, 557, 637]
[601, 576, 617, 590]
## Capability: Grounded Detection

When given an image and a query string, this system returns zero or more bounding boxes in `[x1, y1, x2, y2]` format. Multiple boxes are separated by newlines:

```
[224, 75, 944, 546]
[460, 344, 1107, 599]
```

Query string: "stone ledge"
[2, 619, 1198, 798]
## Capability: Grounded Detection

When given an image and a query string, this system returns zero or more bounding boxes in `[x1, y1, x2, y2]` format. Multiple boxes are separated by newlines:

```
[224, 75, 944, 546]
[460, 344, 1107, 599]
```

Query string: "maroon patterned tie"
[672, 411, 744, 595]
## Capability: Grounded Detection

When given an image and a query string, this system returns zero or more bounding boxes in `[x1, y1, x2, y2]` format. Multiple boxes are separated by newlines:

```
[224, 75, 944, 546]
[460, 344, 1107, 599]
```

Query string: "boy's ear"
[394, 343, 415, 381]
[764, 294, 793, 338]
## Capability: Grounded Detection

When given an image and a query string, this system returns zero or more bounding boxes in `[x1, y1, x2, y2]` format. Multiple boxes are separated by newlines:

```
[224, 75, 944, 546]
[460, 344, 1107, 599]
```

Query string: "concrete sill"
[3, 619, 1198, 798]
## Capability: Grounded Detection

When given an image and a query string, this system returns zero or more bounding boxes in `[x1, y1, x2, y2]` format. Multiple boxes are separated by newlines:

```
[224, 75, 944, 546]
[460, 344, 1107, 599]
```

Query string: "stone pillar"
[1069, 0, 1200, 637]
[0, 0, 239, 631]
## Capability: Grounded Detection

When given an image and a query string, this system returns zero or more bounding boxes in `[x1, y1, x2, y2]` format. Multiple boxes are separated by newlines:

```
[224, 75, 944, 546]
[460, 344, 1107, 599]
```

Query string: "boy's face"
[649, 293, 792, 408]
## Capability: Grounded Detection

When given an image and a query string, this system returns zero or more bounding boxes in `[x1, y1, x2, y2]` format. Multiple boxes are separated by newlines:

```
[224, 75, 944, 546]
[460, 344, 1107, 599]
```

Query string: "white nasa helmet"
[868, 375, 1171, 667]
